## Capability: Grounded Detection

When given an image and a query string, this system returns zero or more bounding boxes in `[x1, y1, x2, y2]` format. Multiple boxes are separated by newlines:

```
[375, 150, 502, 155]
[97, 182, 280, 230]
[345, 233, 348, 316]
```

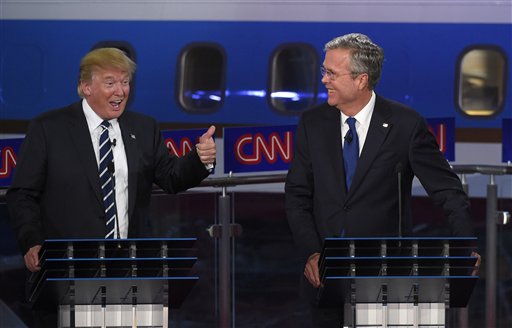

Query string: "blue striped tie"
[343, 117, 359, 190]
[99, 120, 117, 239]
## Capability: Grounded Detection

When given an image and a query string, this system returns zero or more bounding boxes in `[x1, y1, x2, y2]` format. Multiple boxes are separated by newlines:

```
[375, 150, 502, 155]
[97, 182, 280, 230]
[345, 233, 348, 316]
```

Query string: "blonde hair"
[77, 48, 136, 98]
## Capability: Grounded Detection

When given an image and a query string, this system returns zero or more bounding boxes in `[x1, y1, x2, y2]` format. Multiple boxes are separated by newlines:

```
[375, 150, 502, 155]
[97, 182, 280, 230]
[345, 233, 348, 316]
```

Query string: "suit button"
[344, 205, 351, 211]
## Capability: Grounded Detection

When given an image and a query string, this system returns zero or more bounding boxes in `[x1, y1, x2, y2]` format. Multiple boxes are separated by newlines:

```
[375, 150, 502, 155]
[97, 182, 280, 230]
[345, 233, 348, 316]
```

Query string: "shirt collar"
[82, 99, 118, 133]
[341, 91, 376, 126]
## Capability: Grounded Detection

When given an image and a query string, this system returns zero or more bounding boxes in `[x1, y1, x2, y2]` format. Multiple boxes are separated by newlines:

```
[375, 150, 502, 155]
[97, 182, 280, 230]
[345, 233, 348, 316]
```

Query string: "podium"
[28, 238, 199, 328]
[317, 237, 478, 328]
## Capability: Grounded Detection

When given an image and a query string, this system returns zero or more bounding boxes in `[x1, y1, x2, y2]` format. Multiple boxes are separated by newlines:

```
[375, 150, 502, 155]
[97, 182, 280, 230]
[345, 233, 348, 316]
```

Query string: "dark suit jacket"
[285, 96, 473, 260]
[7, 102, 210, 255]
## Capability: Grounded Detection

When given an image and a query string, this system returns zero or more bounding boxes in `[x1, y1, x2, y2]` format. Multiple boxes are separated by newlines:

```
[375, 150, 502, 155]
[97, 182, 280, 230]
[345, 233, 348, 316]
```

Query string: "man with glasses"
[285, 33, 478, 326]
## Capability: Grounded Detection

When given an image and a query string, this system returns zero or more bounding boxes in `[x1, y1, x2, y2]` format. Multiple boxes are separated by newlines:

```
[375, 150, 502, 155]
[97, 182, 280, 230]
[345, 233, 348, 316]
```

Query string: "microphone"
[396, 162, 403, 245]
[111, 138, 117, 147]
[107, 160, 121, 239]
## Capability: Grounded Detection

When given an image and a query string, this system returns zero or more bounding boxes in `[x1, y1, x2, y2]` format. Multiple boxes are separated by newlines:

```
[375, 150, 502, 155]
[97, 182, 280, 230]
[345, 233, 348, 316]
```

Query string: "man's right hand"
[304, 252, 321, 288]
[24, 245, 42, 272]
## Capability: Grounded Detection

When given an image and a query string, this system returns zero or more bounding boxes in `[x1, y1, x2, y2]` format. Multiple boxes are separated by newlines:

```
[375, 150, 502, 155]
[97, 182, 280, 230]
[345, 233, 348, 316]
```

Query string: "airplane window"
[457, 47, 506, 117]
[178, 43, 226, 113]
[269, 44, 318, 113]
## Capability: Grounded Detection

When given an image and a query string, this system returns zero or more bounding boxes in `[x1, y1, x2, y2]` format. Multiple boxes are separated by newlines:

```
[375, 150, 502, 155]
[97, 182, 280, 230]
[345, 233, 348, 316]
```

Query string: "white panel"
[59, 304, 164, 328]
[352, 303, 446, 327]
[2, 0, 510, 23]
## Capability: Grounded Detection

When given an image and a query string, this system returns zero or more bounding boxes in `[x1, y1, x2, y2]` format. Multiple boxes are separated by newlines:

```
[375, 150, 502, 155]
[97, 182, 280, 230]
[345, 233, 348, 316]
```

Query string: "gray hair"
[324, 33, 384, 89]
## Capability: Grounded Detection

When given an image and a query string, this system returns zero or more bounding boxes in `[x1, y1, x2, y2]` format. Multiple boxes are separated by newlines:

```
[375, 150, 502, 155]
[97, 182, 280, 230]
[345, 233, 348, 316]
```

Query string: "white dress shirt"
[340, 91, 376, 155]
[82, 99, 129, 238]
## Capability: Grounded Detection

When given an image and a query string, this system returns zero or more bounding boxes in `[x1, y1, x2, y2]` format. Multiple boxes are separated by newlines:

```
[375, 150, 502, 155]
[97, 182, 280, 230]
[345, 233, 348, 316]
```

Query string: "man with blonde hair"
[7, 47, 216, 327]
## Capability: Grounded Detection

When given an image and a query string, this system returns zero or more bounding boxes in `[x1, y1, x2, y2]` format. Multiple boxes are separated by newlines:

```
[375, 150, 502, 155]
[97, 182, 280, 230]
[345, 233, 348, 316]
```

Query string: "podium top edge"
[324, 237, 477, 241]
[46, 276, 200, 281]
[44, 238, 197, 242]
[41, 238, 198, 251]
[324, 255, 478, 259]
[45, 256, 198, 261]
[324, 275, 479, 279]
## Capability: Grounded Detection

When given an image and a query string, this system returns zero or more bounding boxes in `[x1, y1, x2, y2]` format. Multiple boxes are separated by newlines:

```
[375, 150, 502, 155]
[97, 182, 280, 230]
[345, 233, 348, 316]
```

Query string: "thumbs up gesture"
[196, 125, 216, 166]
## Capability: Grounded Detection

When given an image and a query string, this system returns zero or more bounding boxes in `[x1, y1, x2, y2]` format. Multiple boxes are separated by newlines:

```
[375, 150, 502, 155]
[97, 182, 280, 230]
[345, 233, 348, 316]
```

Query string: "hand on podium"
[24, 244, 42, 272]
[471, 251, 481, 276]
[304, 252, 322, 288]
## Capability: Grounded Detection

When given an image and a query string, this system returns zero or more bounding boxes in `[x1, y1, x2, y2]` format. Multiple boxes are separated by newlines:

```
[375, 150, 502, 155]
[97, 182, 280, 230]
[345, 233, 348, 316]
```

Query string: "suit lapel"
[67, 103, 103, 205]
[348, 96, 393, 195]
[322, 106, 347, 196]
[118, 115, 139, 221]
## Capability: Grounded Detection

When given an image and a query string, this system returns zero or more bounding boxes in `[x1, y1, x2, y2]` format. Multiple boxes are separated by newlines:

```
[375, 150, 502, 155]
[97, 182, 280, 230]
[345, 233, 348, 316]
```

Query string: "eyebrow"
[102, 75, 130, 81]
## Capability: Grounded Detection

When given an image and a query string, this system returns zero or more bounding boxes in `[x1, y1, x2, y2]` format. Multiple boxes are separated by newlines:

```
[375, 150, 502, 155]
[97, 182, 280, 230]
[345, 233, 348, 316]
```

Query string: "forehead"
[92, 67, 130, 80]
[323, 48, 351, 68]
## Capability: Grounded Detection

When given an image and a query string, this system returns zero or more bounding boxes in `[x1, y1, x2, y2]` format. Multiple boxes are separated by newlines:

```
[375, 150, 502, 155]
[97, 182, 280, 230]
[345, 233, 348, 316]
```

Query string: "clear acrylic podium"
[317, 237, 478, 328]
[28, 238, 198, 328]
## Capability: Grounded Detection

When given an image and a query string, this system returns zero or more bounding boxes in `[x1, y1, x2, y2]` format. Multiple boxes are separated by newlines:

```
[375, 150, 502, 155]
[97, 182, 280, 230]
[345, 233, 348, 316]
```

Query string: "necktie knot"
[346, 117, 357, 131]
[100, 120, 110, 130]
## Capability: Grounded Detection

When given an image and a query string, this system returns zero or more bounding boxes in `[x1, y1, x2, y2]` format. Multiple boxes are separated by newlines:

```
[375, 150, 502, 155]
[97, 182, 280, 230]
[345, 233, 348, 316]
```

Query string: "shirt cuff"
[205, 163, 214, 172]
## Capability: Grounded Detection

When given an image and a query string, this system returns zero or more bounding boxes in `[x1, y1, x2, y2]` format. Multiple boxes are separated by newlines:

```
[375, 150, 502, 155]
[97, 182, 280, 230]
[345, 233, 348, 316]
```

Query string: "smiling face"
[322, 48, 370, 115]
[80, 67, 130, 120]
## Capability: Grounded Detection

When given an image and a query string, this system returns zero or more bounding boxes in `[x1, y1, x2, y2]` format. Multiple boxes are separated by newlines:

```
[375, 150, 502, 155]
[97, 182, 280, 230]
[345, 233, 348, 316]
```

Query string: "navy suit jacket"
[7, 102, 210, 254]
[285, 96, 473, 260]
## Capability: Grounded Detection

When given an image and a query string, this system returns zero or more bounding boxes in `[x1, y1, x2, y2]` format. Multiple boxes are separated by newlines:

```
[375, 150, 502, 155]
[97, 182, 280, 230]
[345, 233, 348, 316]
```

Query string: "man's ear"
[357, 73, 369, 91]
[80, 81, 91, 96]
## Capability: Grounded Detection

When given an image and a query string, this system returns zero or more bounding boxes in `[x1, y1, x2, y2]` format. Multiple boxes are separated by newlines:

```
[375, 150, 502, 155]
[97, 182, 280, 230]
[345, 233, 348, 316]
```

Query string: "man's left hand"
[197, 125, 217, 166]
[471, 251, 481, 276]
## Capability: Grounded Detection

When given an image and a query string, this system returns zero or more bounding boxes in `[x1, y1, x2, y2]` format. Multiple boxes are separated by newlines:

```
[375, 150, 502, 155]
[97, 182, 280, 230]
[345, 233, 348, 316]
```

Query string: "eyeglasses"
[320, 66, 354, 81]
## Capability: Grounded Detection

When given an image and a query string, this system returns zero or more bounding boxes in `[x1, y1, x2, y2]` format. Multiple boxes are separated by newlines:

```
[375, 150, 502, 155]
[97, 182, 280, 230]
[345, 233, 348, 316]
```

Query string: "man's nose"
[321, 74, 329, 84]
[114, 83, 125, 95]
